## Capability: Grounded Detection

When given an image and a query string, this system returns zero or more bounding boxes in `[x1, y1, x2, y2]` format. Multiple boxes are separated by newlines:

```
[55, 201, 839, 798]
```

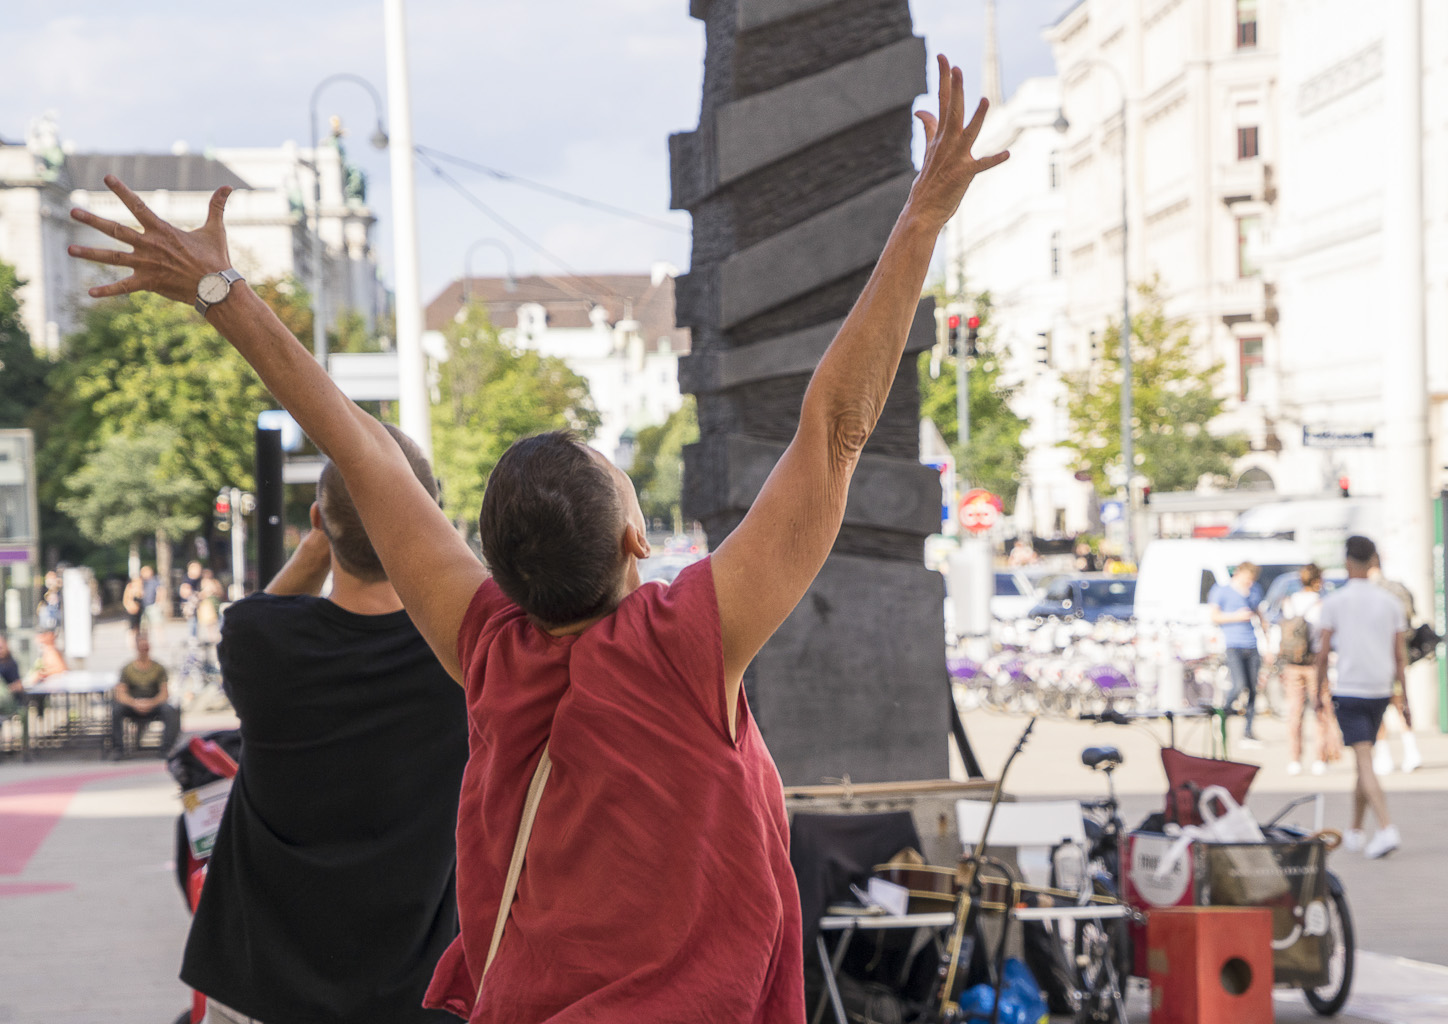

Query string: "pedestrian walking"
[139, 564, 161, 629]
[70, 53, 1008, 1021]
[122, 574, 145, 649]
[1275, 564, 1340, 774]
[1367, 552, 1422, 773]
[1317, 535, 1407, 859]
[1210, 561, 1266, 743]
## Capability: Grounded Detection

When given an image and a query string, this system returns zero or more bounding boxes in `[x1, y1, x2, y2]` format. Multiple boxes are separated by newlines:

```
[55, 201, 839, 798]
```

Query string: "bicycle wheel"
[1304, 873, 1354, 1016]
[1071, 880, 1132, 1022]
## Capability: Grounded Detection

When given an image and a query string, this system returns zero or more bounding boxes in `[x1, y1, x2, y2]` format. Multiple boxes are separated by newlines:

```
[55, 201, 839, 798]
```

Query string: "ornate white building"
[0, 115, 382, 353]
[424, 265, 691, 466]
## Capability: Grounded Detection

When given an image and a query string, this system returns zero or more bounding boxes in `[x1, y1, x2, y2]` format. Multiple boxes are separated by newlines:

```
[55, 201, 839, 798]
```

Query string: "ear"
[309, 501, 323, 530]
[624, 522, 650, 561]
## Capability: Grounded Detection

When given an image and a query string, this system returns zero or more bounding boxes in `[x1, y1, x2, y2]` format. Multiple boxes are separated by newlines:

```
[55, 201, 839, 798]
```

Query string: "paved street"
[4, 619, 1448, 1021]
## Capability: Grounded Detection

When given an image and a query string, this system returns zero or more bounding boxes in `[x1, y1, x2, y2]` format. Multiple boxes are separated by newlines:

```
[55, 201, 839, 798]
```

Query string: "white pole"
[383, 0, 432, 459]
[230, 487, 246, 600]
[1379, 1, 1429, 612]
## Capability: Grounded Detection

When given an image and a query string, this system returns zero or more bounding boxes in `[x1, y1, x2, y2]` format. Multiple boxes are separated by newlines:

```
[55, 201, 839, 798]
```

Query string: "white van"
[1133, 538, 1311, 625]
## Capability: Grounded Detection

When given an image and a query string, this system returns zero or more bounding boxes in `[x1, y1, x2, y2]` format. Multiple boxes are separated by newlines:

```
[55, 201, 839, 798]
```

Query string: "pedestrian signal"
[215, 492, 232, 532]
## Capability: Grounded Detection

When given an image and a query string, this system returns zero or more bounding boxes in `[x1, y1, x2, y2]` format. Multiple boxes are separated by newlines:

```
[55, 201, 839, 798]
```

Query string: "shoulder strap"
[476, 745, 553, 1003]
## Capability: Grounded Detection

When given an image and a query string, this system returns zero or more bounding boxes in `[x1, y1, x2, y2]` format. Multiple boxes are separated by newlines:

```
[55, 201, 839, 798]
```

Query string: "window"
[1050, 232, 1061, 277]
[1049, 152, 1060, 190]
[1237, 125, 1259, 160]
[1238, 336, 1264, 400]
[1237, 215, 1263, 277]
[1236, 0, 1258, 48]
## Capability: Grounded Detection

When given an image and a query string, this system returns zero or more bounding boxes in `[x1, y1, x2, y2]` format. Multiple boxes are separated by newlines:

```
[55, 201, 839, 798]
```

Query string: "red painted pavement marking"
[0, 881, 73, 897]
[0, 765, 164, 878]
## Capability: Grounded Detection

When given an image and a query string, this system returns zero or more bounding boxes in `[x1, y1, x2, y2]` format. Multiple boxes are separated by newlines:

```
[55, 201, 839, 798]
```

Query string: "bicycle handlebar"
[1077, 709, 1133, 725]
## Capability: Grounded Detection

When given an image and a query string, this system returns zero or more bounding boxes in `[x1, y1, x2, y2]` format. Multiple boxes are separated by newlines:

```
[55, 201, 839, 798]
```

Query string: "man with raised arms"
[70, 55, 1006, 1022]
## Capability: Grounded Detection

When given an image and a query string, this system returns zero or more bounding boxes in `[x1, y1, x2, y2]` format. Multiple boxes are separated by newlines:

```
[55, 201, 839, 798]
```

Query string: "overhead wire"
[414, 143, 689, 235]
[413, 147, 623, 302]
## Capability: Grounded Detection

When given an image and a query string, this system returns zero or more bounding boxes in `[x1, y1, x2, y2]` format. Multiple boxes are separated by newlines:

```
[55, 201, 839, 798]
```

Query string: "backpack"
[1280, 616, 1313, 665]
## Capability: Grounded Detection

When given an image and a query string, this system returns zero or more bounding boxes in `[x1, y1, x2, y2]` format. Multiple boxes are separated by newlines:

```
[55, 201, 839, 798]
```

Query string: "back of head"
[1345, 534, 1376, 567]
[1300, 563, 1323, 589]
[479, 431, 624, 627]
[317, 424, 439, 583]
[1235, 561, 1260, 581]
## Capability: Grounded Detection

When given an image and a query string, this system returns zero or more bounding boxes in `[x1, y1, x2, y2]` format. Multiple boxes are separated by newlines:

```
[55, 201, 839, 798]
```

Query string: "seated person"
[109, 631, 180, 757]
[0, 633, 22, 718]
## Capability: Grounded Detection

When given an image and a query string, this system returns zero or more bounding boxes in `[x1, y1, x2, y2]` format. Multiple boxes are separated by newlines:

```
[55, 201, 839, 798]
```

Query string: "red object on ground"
[1148, 906, 1274, 1024]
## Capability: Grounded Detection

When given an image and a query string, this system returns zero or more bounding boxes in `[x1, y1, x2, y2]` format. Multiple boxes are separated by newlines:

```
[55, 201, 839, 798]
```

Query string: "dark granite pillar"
[671, 0, 948, 785]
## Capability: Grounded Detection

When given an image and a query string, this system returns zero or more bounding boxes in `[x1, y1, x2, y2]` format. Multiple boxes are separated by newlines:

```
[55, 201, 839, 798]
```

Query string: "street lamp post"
[308, 73, 389, 367]
[1057, 60, 1132, 561]
[463, 239, 518, 305]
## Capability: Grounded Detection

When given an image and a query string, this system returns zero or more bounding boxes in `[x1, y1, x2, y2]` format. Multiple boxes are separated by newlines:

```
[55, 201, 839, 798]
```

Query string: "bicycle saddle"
[1081, 746, 1123, 770]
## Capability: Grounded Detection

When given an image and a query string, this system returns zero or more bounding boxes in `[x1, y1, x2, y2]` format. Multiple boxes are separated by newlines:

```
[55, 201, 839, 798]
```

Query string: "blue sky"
[2, 1, 1071, 304]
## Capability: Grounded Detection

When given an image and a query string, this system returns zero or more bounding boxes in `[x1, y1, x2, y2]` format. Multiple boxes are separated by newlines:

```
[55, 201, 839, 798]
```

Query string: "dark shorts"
[1333, 696, 1392, 747]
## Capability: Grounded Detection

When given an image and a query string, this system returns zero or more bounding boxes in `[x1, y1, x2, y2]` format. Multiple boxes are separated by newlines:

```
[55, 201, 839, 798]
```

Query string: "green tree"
[918, 291, 1027, 511]
[430, 303, 601, 536]
[37, 293, 274, 574]
[57, 424, 208, 569]
[627, 397, 699, 528]
[0, 260, 51, 429]
[1061, 282, 1248, 495]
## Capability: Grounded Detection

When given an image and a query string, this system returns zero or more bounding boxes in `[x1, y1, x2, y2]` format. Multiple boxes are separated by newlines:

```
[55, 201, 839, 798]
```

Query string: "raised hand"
[68, 175, 234, 306]
[911, 53, 1010, 224]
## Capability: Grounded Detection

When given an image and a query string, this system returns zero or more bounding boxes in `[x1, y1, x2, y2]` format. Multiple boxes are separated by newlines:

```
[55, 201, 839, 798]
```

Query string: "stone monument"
[670, 0, 949, 785]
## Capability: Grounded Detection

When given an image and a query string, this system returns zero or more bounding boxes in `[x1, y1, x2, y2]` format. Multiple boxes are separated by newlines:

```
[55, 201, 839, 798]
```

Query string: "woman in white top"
[1276, 564, 1341, 774]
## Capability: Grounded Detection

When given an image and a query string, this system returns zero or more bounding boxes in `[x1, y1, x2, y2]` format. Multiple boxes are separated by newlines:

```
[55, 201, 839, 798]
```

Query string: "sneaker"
[1342, 829, 1366, 853]
[1402, 747, 1423, 774]
[1310, 760, 1327, 776]
[1365, 825, 1401, 860]
[1374, 742, 1394, 775]
[1286, 760, 1303, 776]
[1240, 736, 1263, 749]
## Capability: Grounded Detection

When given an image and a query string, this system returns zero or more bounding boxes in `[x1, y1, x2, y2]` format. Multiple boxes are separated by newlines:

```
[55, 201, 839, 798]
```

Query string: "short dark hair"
[1300, 563, 1323, 588]
[1345, 535, 1376, 565]
[479, 431, 624, 627]
[317, 424, 439, 583]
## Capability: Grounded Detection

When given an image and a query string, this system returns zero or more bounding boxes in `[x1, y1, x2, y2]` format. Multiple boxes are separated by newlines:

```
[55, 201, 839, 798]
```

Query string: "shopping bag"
[1162, 747, 1259, 826]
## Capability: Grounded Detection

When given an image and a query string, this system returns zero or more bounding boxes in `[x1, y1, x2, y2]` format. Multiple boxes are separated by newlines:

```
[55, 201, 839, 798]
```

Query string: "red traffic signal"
[1338, 475, 1350, 498]
[215, 494, 231, 516]
[966, 315, 981, 330]
[947, 314, 961, 330]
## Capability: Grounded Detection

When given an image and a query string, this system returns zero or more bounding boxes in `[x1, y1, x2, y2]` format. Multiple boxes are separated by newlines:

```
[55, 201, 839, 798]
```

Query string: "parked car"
[1133, 538, 1309, 625]
[991, 570, 1039, 620]
[1028, 574, 1137, 623]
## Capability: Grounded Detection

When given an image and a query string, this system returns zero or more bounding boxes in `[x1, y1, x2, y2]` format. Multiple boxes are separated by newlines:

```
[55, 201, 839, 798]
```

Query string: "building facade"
[0, 115, 381, 353]
[424, 266, 690, 466]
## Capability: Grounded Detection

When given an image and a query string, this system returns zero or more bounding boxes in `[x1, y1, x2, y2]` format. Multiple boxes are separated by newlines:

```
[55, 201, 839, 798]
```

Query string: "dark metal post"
[255, 427, 285, 589]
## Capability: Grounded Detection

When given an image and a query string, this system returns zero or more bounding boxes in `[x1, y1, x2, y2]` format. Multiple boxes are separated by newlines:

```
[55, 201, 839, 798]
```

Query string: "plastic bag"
[959, 957, 1048, 1024]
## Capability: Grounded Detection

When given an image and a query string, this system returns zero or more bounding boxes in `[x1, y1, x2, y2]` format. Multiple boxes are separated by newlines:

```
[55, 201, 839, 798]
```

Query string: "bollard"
[1147, 906, 1273, 1024]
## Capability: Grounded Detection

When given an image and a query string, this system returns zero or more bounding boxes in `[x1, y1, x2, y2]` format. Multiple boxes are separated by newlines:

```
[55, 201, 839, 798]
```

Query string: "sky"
[1, 0, 1073, 305]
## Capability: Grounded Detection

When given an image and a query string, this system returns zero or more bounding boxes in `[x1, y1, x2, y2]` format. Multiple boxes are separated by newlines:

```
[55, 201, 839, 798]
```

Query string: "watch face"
[199, 274, 229, 304]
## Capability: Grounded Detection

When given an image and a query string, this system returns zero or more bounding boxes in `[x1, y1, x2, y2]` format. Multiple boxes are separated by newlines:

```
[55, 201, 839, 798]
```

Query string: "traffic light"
[214, 491, 232, 533]
[947, 313, 962, 354]
[1338, 475, 1350, 498]
[965, 315, 980, 357]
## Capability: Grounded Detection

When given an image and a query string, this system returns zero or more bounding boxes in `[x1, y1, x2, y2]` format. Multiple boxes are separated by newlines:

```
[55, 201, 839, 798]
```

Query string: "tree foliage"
[626, 397, 698, 527]
[0, 260, 51, 430]
[1061, 282, 1248, 495]
[58, 424, 207, 546]
[917, 291, 1028, 512]
[430, 303, 601, 533]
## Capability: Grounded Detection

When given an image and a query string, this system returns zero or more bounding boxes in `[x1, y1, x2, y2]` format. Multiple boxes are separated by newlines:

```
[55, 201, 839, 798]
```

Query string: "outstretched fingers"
[67, 244, 137, 268]
[974, 149, 1011, 173]
[87, 275, 144, 299]
[69, 206, 142, 246]
[105, 174, 164, 229]
[205, 186, 233, 231]
[915, 109, 939, 145]
[963, 97, 989, 150]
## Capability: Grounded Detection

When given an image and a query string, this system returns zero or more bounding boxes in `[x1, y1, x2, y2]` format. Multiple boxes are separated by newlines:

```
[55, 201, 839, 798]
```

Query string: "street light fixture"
[308, 73, 389, 367]
[463, 238, 518, 305]
[1056, 58, 1135, 561]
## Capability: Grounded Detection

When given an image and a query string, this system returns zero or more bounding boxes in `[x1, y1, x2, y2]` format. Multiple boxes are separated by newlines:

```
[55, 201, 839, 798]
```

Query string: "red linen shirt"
[425, 557, 805, 1023]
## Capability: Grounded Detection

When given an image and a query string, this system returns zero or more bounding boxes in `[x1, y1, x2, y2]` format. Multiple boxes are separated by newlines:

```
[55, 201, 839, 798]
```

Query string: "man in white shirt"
[1316, 536, 1409, 859]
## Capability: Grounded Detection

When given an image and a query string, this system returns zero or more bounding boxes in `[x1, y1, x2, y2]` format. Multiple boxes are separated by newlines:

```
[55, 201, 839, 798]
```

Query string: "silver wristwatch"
[195, 268, 245, 315]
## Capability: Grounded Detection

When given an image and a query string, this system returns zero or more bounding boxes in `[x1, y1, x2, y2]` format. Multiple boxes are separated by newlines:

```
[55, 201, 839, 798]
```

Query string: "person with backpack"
[1276, 564, 1340, 775]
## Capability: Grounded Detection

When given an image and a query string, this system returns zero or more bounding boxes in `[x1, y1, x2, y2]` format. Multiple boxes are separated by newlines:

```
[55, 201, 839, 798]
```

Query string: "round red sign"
[957, 489, 1002, 533]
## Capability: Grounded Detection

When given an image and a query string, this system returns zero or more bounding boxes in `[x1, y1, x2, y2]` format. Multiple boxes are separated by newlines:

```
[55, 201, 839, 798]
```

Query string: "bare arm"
[710, 55, 1008, 733]
[265, 524, 332, 597]
[1316, 628, 1333, 693]
[68, 180, 484, 682]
